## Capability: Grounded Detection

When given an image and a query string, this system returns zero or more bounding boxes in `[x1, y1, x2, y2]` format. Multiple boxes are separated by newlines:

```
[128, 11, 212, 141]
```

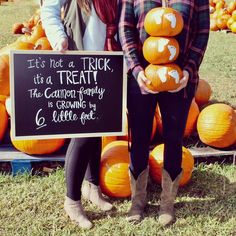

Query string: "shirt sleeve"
[40, 0, 67, 49]
[183, 0, 210, 83]
[118, 0, 143, 79]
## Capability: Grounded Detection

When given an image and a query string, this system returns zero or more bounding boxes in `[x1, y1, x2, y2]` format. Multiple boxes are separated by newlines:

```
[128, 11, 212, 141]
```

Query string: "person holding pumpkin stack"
[119, 0, 210, 226]
[40, 0, 121, 229]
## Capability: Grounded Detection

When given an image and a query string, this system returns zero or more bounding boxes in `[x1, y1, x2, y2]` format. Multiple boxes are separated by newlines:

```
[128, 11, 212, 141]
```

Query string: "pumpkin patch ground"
[0, 0, 236, 235]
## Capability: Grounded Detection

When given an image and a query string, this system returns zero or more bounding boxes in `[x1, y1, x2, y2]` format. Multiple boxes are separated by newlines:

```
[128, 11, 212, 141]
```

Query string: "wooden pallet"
[189, 146, 236, 164]
[0, 146, 65, 175]
[0, 144, 235, 175]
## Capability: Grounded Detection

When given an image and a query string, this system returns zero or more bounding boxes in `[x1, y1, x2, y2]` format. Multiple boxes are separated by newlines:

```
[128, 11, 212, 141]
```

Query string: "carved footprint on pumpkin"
[168, 70, 180, 84]
[167, 45, 176, 60]
[164, 13, 176, 28]
[157, 68, 180, 84]
[154, 9, 165, 24]
[157, 38, 169, 52]
[157, 67, 168, 83]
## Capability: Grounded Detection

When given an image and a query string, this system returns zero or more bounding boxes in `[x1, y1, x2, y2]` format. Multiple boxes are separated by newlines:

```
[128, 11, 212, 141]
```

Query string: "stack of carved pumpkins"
[210, 0, 236, 33]
[143, 6, 184, 92]
[0, 9, 66, 156]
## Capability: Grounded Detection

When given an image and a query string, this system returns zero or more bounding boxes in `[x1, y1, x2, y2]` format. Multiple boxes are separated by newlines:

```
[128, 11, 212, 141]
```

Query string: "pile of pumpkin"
[210, 0, 236, 32]
[0, 7, 236, 199]
[0, 9, 66, 155]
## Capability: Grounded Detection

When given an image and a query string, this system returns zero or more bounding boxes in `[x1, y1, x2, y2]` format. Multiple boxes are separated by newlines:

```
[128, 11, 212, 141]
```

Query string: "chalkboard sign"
[10, 50, 127, 140]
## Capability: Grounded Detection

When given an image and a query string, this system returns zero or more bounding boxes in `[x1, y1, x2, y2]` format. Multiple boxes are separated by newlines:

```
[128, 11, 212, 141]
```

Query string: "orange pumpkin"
[119, 113, 157, 142]
[100, 141, 131, 198]
[34, 37, 52, 50]
[194, 79, 212, 106]
[11, 136, 65, 155]
[5, 96, 11, 117]
[154, 104, 163, 136]
[231, 10, 236, 21]
[12, 22, 24, 34]
[0, 54, 10, 96]
[230, 21, 236, 33]
[215, 0, 225, 10]
[102, 136, 117, 150]
[227, 1, 236, 14]
[17, 23, 46, 45]
[154, 99, 199, 138]
[143, 36, 179, 64]
[0, 41, 35, 96]
[144, 7, 184, 37]
[210, 18, 219, 31]
[184, 99, 200, 137]
[227, 17, 235, 29]
[145, 63, 183, 92]
[197, 103, 236, 148]
[0, 41, 35, 55]
[149, 144, 194, 186]
[216, 14, 231, 30]
[0, 96, 8, 142]
[210, 0, 216, 7]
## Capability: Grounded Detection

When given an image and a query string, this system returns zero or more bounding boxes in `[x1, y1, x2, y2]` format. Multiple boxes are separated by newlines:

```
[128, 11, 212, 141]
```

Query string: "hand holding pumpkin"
[137, 71, 158, 95]
[169, 70, 189, 93]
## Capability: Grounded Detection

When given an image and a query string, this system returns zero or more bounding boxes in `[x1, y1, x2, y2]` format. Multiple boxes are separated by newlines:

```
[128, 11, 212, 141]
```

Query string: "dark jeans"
[65, 137, 101, 201]
[128, 76, 194, 180]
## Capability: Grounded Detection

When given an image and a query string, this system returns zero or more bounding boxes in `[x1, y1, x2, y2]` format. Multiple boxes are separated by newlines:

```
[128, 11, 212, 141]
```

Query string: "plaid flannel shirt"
[118, 0, 210, 86]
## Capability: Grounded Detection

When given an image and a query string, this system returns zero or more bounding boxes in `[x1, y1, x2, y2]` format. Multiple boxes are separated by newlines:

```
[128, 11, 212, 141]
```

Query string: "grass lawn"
[0, 1, 236, 236]
[0, 164, 236, 236]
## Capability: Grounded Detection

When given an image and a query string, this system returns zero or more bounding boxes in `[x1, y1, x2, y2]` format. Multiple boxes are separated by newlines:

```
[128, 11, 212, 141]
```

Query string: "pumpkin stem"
[162, 0, 167, 8]
[22, 27, 32, 35]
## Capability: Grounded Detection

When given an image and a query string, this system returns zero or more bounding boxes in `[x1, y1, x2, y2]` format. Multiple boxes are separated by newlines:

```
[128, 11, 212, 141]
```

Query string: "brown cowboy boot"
[158, 169, 183, 226]
[64, 196, 93, 229]
[127, 167, 149, 222]
[82, 181, 113, 211]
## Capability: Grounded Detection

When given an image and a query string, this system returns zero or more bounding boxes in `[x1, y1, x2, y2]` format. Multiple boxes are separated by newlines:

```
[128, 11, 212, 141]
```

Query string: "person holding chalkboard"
[41, 0, 121, 229]
[119, 0, 209, 226]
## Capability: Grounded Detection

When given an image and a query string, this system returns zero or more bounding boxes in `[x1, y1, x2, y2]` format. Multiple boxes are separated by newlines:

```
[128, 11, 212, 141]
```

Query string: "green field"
[0, 1, 236, 236]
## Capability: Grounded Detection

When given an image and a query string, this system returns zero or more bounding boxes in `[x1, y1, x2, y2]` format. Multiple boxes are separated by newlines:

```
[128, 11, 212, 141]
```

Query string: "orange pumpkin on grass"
[100, 141, 131, 198]
[144, 7, 184, 37]
[11, 135, 65, 155]
[101, 136, 117, 150]
[0, 41, 35, 55]
[5, 96, 11, 117]
[0, 95, 9, 142]
[145, 63, 183, 92]
[230, 21, 236, 33]
[154, 99, 199, 138]
[143, 36, 179, 64]
[119, 113, 157, 142]
[227, 17, 235, 29]
[0, 54, 10, 96]
[227, 1, 236, 14]
[194, 79, 212, 106]
[149, 144, 194, 186]
[0, 41, 35, 96]
[197, 103, 236, 148]
[17, 23, 46, 45]
[34, 37, 52, 50]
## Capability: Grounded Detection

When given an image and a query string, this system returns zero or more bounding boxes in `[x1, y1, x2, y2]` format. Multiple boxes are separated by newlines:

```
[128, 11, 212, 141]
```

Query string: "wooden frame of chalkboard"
[10, 50, 127, 140]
